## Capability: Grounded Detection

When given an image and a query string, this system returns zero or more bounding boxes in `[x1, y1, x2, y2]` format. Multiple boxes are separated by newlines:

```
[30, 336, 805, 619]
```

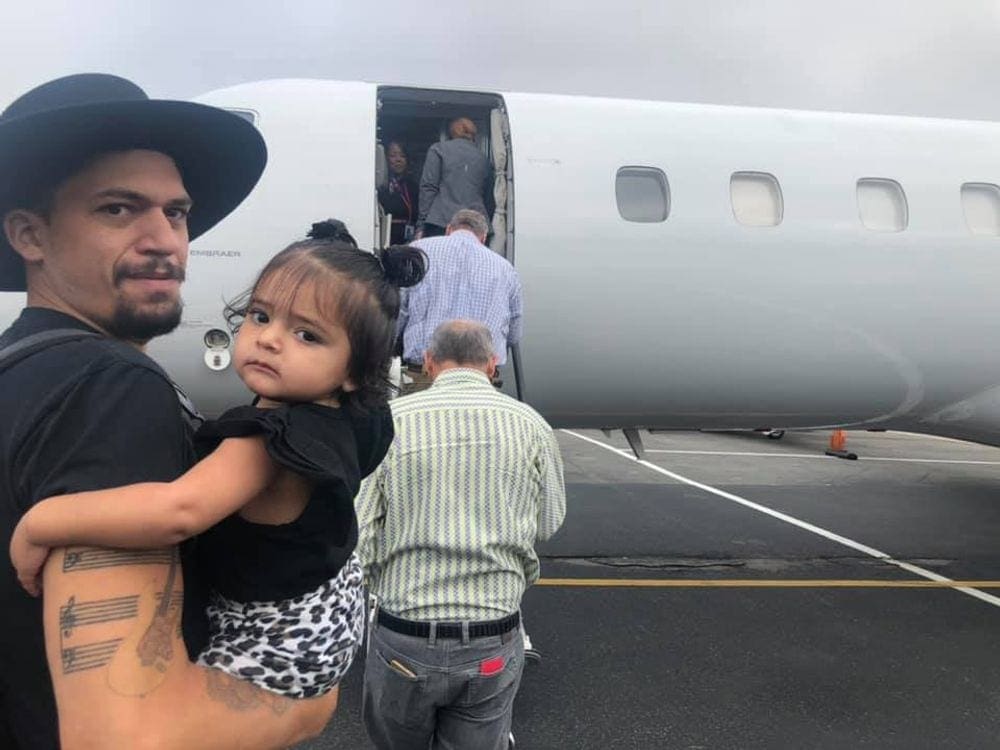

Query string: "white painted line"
[859, 457, 1000, 466]
[561, 429, 1000, 609]
[890, 431, 975, 445]
[645, 449, 822, 458]
[642, 448, 1000, 466]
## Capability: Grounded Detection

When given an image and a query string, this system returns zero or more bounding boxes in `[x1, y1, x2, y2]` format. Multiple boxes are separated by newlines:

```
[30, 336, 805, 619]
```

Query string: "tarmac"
[300, 428, 1000, 750]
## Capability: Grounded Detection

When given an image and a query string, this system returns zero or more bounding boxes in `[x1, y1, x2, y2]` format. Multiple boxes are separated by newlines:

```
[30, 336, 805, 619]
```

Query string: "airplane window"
[615, 167, 669, 222]
[857, 178, 907, 232]
[730, 172, 783, 227]
[961, 183, 1000, 236]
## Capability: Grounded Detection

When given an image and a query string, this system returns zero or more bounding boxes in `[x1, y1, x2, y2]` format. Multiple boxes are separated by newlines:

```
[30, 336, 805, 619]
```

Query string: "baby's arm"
[17, 435, 276, 551]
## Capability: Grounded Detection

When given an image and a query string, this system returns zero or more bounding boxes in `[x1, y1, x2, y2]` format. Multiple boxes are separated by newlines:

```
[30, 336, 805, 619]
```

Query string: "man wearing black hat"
[0, 75, 335, 748]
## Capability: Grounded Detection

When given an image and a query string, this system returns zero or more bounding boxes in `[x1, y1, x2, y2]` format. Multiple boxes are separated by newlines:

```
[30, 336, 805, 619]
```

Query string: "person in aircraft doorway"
[378, 140, 419, 244]
[397, 209, 521, 396]
[415, 117, 493, 239]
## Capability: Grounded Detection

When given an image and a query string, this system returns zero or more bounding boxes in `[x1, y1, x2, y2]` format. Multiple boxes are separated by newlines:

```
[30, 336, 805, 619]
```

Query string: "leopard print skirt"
[197, 555, 365, 698]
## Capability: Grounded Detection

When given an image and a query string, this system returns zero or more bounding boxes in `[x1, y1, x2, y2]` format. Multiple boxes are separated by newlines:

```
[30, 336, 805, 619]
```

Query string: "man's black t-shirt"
[0, 308, 201, 749]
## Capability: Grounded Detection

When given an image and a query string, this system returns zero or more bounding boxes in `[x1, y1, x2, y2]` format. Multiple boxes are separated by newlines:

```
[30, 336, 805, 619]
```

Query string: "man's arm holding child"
[42, 544, 335, 749]
[12, 436, 277, 592]
[23, 366, 335, 748]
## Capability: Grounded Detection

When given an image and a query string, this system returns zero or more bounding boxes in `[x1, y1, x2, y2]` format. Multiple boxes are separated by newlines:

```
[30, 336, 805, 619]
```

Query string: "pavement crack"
[588, 557, 747, 570]
[540, 555, 960, 573]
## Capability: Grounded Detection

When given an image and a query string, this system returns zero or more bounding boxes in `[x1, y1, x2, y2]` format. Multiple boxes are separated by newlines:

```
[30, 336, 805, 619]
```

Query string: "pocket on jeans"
[367, 647, 428, 727]
[462, 647, 522, 708]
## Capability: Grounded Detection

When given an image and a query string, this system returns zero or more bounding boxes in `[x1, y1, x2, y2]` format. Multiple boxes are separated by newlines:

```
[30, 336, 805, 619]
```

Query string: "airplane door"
[489, 106, 513, 259]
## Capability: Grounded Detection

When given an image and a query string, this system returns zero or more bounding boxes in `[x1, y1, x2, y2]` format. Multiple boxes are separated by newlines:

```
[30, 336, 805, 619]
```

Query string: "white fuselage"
[3, 79, 1000, 443]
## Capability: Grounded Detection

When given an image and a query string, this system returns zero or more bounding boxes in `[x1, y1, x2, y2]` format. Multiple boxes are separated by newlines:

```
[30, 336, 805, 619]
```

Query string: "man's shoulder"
[0, 320, 175, 403]
[389, 386, 446, 413]
[412, 235, 450, 253]
[412, 233, 485, 261]
[469, 241, 517, 276]
[483, 246, 516, 270]
[486, 394, 552, 433]
[428, 231, 505, 262]
[450, 137, 484, 156]
[39, 335, 170, 383]
[1, 309, 170, 381]
[391, 384, 551, 431]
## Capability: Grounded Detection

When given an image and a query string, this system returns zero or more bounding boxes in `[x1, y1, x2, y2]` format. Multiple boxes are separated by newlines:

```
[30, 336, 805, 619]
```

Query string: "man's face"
[26, 149, 192, 342]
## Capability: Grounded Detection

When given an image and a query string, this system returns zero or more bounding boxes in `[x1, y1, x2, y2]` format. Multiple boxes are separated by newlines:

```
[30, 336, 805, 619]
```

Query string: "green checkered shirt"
[355, 368, 566, 620]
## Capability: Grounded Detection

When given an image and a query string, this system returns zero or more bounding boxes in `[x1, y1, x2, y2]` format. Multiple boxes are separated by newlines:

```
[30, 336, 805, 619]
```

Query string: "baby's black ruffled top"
[194, 402, 393, 603]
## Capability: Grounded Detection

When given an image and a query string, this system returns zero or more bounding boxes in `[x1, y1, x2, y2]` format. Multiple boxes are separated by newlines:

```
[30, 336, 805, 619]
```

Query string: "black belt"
[377, 610, 519, 639]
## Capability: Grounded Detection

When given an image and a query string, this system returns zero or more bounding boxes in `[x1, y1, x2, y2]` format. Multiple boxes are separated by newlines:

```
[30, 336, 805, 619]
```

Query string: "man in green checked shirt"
[356, 319, 566, 750]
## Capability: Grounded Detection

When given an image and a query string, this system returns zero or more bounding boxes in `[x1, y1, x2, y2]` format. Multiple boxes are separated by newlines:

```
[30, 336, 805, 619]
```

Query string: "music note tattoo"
[136, 547, 180, 671]
[61, 639, 123, 675]
[59, 595, 139, 638]
[63, 546, 174, 573]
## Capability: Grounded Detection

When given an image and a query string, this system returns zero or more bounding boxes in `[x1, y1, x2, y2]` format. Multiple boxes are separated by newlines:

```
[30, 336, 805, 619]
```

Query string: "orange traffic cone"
[825, 429, 857, 460]
[829, 430, 846, 452]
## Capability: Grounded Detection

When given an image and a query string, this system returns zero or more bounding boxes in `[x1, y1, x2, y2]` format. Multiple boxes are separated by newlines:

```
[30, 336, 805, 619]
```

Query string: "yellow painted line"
[536, 578, 1000, 589]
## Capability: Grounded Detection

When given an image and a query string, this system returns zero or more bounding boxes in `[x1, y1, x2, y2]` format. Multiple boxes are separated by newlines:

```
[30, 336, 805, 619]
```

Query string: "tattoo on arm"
[205, 669, 292, 715]
[57, 594, 138, 674]
[55, 547, 299, 724]
[106, 546, 183, 696]
[60, 595, 139, 636]
[62, 638, 123, 674]
[63, 546, 174, 572]
[135, 547, 179, 671]
[154, 591, 184, 608]
[56, 546, 184, 700]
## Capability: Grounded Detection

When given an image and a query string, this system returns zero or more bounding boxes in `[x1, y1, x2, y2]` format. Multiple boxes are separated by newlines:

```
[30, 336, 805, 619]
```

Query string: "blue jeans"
[362, 621, 523, 750]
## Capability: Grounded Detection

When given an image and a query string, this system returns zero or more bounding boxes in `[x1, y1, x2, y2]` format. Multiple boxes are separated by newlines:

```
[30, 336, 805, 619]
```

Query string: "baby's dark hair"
[308, 218, 357, 248]
[226, 220, 427, 407]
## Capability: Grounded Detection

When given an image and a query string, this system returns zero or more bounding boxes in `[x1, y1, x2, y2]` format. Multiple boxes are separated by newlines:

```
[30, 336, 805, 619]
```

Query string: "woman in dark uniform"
[378, 140, 419, 244]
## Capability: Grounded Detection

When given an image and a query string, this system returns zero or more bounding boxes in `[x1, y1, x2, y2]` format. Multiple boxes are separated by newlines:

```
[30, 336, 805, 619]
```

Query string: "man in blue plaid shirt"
[399, 209, 522, 394]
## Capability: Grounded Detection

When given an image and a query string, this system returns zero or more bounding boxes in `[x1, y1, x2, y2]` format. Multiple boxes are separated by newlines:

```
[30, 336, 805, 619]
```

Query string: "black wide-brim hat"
[0, 73, 267, 291]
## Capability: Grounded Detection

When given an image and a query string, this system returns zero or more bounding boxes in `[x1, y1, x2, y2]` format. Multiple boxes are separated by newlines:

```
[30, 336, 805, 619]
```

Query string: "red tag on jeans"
[479, 656, 505, 676]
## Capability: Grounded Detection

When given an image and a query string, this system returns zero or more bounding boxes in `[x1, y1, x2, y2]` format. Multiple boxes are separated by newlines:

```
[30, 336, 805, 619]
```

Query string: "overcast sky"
[4, 0, 1000, 121]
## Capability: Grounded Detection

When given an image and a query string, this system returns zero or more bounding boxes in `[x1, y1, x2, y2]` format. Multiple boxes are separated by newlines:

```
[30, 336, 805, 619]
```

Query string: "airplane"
[3, 78, 1000, 451]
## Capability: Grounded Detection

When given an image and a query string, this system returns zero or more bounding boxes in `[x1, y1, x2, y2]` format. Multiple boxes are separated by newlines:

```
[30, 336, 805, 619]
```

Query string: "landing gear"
[623, 428, 646, 460]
